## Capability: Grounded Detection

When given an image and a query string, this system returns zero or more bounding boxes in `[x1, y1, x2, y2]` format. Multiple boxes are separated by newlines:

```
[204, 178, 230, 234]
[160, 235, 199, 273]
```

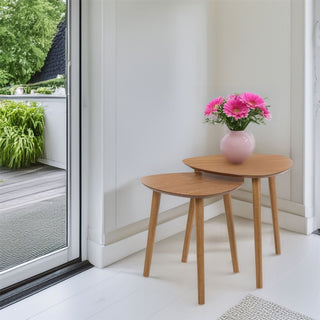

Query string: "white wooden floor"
[1, 215, 320, 320]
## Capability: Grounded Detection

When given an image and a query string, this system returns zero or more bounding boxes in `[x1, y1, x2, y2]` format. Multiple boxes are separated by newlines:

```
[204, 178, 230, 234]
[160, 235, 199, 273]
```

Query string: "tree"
[0, 0, 65, 86]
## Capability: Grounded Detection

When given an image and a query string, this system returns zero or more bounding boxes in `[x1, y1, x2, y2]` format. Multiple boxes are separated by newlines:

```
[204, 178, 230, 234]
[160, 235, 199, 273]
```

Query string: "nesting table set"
[141, 154, 293, 305]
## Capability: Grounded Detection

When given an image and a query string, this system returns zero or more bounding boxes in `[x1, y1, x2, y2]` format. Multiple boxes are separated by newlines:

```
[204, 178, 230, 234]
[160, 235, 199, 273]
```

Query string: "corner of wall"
[87, 199, 225, 268]
[232, 198, 311, 235]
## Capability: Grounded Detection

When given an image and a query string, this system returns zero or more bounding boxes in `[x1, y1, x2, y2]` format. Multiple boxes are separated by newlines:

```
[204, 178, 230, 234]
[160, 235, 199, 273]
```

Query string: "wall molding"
[232, 189, 305, 216]
[232, 199, 312, 235]
[87, 196, 312, 268]
[105, 197, 220, 245]
[88, 199, 224, 268]
[290, 0, 305, 204]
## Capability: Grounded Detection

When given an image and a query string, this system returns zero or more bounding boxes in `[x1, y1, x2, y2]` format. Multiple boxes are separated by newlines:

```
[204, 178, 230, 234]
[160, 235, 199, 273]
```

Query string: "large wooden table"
[183, 154, 293, 288]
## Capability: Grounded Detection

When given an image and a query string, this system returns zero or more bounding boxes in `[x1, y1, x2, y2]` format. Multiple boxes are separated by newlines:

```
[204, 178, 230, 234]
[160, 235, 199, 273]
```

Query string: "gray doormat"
[218, 295, 315, 320]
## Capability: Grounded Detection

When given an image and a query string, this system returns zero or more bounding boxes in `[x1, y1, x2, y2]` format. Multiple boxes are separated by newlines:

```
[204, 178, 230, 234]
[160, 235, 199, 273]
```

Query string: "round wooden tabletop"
[141, 172, 243, 198]
[183, 154, 293, 178]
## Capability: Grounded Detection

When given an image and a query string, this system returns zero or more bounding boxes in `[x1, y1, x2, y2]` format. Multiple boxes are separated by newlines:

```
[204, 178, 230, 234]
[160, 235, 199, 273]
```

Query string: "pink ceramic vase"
[220, 130, 255, 164]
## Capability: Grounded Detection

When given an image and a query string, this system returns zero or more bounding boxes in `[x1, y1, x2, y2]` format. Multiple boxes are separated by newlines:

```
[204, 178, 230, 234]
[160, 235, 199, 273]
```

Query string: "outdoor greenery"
[27, 77, 66, 90]
[0, 87, 12, 95]
[33, 87, 54, 95]
[0, 76, 66, 95]
[0, 0, 66, 86]
[0, 100, 45, 168]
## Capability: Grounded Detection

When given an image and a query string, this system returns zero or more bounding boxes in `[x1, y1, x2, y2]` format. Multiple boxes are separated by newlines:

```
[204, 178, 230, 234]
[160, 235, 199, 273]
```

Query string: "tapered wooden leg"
[181, 198, 195, 262]
[143, 191, 161, 277]
[195, 198, 205, 305]
[223, 193, 239, 273]
[252, 178, 263, 289]
[268, 176, 281, 255]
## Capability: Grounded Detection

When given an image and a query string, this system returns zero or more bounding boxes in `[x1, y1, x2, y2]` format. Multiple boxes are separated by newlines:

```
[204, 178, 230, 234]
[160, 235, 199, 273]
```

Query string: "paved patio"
[0, 164, 66, 272]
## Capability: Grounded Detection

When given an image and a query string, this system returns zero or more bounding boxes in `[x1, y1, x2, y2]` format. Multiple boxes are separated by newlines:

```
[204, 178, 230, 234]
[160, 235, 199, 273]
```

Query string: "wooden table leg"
[223, 193, 239, 273]
[252, 178, 263, 289]
[143, 191, 161, 277]
[195, 198, 205, 305]
[182, 198, 195, 263]
[268, 176, 281, 255]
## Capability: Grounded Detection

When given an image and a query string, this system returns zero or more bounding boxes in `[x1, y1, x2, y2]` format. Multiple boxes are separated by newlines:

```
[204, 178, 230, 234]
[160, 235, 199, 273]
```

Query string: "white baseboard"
[87, 200, 225, 268]
[87, 197, 313, 268]
[231, 199, 313, 235]
[232, 189, 305, 216]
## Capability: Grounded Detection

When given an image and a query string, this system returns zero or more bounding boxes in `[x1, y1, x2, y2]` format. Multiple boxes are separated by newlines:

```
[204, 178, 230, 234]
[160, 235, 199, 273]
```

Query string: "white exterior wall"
[82, 0, 312, 268]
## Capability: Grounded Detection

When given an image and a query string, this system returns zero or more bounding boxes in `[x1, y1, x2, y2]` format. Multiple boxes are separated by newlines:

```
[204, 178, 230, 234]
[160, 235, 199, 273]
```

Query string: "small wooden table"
[141, 172, 243, 304]
[183, 154, 293, 289]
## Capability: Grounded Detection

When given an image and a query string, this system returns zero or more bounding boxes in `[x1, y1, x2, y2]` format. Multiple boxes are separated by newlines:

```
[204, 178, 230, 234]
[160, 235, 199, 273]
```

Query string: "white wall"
[207, 0, 308, 223]
[114, 1, 209, 228]
[82, 0, 219, 266]
[209, 0, 293, 199]
[82, 0, 311, 268]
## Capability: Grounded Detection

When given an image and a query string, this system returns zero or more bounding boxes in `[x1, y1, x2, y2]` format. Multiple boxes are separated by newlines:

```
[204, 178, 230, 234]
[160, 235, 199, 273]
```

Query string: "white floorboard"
[1, 215, 319, 320]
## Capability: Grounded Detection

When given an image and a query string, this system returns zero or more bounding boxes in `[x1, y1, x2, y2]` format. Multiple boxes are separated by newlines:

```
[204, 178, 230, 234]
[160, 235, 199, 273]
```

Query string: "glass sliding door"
[0, 0, 80, 290]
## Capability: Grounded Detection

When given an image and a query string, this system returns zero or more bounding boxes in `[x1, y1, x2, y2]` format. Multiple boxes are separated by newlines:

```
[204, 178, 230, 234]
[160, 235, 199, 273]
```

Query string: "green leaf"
[0, 100, 44, 168]
[0, 0, 66, 87]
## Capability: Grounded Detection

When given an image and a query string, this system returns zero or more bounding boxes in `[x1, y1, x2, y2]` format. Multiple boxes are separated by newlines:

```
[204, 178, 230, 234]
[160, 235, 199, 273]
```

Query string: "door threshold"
[312, 229, 320, 236]
[0, 260, 92, 310]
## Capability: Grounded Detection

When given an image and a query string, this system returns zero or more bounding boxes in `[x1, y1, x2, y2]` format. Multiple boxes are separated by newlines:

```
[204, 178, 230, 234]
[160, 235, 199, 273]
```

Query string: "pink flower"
[260, 106, 272, 120]
[204, 97, 224, 116]
[223, 96, 250, 119]
[241, 92, 265, 109]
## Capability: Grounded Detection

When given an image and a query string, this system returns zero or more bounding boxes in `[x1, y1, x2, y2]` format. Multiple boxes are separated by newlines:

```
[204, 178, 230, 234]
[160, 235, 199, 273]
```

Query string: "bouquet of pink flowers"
[204, 92, 271, 131]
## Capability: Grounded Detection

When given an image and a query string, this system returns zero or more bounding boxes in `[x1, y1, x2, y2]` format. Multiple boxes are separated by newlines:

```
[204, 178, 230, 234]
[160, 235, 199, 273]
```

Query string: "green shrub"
[29, 76, 66, 89]
[23, 86, 32, 94]
[0, 87, 12, 95]
[0, 70, 12, 87]
[33, 87, 54, 95]
[0, 76, 66, 95]
[0, 100, 45, 168]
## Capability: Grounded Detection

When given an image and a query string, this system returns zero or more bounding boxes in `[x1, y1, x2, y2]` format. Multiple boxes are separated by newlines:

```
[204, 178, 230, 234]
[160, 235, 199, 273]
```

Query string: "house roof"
[29, 20, 66, 83]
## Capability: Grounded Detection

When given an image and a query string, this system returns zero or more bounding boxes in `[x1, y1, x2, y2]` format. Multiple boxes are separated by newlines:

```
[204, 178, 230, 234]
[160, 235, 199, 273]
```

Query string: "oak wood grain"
[269, 176, 281, 254]
[223, 193, 239, 273]
[195, 198, 205, 305]
[143, 191, 161, 277]
[141, 172, 243, 199]
[183, 154, 293, 178]
[252, 178, 262, 289]
[181, 198, 195, 263]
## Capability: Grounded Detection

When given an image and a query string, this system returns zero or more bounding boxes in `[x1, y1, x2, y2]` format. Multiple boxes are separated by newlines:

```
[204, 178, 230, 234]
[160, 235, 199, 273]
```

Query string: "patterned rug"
[218, 295, 314, 320]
